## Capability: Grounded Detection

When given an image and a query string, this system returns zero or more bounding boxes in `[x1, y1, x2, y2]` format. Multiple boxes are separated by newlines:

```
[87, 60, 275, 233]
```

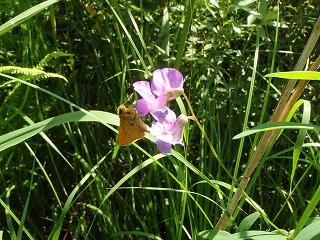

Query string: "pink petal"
[135, 99, 151, 117]
[155, 140, 172, 153]
[151, 69, 166, 97]
[151, 106, 176, 125]
[154, 94, 167, 110]
[162, 68, 183, 89]
[150, 122, 173, 142]
[133, 81, 153, 99]
[168, 114, 189, 144]
[151, 68, 184, 101]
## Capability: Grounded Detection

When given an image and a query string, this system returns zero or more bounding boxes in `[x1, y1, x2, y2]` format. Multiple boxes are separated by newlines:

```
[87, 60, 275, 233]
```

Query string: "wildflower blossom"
[133, 81, 166, 117]
[133, 68, 184, 117]
[151, 68, 184, 100]
[150, 107, 189, 153]
[133, 68, 190, 153]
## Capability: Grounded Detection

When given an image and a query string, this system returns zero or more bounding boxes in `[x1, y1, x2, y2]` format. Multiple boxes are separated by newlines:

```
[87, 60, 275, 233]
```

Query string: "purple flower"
[150, 107, 189, 153]
[133, 81, 167, 117]
[133, 68, 184, 117]
[151, 68, 184, 100]
[133, 68, 189, 153]
[151, 106, 176, 125]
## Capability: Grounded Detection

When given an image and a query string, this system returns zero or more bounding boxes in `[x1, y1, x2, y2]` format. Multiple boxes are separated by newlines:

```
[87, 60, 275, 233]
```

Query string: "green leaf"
[199, 230, 287, 240]
[290, 100, 310, 185]
[233, 122, 320, 139]
[238, 0, 258, 6]
[0, 110, 117, 152]
[198, 229, 231, 239]
[0, 0, 59, 36]
[294, 217, 320, 240]
[258, 0, 267, 17]
[292, 189, 320, 239]
[265, 71, 320, 80]
[237, 212, 260, 232]
[230, 231, 287, 239]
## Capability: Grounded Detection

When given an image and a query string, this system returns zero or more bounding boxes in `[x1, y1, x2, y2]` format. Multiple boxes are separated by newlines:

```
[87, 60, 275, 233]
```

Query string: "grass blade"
[0, 0, 60, 36]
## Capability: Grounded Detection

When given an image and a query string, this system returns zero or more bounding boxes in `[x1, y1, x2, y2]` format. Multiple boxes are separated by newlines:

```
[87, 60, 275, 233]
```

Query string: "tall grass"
[0, 0, 319, 239]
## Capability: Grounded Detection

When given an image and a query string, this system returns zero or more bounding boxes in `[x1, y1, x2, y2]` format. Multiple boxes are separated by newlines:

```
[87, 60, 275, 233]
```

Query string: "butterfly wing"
[117, 105, 149, 146]
[118, 118, 146, 145]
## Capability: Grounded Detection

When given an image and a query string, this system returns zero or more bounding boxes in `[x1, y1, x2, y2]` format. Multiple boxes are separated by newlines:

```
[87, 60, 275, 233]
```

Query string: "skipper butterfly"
[117, 104, 149, 146]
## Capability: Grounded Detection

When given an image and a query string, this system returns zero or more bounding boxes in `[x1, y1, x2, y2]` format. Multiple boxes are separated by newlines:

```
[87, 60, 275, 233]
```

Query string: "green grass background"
[0, 0, 319, 239]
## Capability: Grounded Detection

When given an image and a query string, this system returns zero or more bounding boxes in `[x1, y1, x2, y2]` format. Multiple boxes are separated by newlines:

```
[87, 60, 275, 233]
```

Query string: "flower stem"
[181, 91, 233, 180]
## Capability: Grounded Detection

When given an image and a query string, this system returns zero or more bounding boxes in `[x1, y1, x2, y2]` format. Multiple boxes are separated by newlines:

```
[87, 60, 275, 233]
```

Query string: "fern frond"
[0, 66, 68, 83]
[37, 51, 74, 70]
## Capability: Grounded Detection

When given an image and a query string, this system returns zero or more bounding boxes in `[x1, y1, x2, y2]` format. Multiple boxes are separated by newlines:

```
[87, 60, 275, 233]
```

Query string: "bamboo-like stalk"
[215, 16, 320, 230]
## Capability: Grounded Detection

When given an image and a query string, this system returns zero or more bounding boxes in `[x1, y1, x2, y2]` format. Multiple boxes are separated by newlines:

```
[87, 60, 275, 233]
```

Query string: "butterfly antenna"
[122, 93, 134, 105]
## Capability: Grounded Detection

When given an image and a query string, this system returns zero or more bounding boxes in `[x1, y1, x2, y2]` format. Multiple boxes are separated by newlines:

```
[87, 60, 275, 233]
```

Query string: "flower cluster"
[133, 68, 189, 153]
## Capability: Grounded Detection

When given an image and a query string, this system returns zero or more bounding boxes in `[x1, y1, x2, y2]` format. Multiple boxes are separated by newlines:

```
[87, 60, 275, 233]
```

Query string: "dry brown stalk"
[215, 16, 320, 230]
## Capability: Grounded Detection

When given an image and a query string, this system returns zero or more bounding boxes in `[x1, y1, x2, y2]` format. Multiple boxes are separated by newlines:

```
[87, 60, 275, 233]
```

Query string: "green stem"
[182, 91, 233, 180]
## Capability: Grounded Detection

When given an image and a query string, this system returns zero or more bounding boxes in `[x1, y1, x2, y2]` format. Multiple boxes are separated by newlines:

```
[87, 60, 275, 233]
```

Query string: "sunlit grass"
[0, 0, 319, 239]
